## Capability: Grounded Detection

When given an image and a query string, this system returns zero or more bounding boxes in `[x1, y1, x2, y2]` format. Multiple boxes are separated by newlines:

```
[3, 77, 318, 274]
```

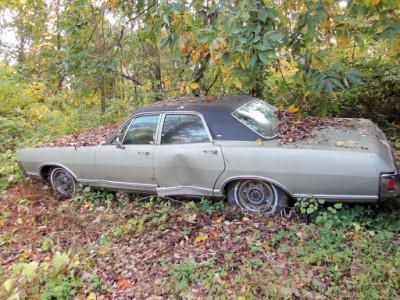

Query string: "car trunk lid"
[292, 118, 397, 173]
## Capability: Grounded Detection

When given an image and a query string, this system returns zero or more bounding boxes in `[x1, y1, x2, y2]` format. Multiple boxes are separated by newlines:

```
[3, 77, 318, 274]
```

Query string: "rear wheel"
[49, 167, 76, 197]
[227, 180, 288, 215]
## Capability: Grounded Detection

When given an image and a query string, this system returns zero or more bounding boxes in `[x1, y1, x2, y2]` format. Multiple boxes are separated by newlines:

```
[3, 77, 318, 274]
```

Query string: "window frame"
[106, 113, 162, 146]
[157, 112, 213, 145]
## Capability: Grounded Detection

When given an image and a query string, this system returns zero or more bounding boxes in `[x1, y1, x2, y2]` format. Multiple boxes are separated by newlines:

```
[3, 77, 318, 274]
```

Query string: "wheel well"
[40, 165, 54, 181]
[221, 177, 293, 199]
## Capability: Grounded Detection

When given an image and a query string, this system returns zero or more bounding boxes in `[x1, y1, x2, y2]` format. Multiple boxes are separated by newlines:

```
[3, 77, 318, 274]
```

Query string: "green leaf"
[22, 262, 39, 282]
[258, 10, 268, 22]
[258, 52, 270, 65]
[317, 79, 326, 94]
[334, 203, 342, 209]
[222, 53, 233, 65]
[269, 32, 284, 41]
[326, 80, 333, 96]
[160, 37, 169, 50]
[255, 24, 262, 35]
[238, 36, 247, 43]
[53, 253, 70, 269]
[250, 53, 258, 68]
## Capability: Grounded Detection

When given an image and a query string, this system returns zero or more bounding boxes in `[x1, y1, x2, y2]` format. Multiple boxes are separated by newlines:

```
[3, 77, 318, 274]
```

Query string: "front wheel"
[49, 167, 76, 197]
[227, 180, 288, 215]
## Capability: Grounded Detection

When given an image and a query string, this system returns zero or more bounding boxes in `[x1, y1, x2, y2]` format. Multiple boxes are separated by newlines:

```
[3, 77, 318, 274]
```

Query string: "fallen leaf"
[215, 217, 224, 223]
[335, 141, 345, 147]
[87, 292, 97, 300]
[282, 269, 289, 280]
[3, 279, 13, 292]
[299, 238, 304, 243]
[288, 104, 300, 113]
[188, 214, 196, 221]
[242, 217, 249, 222]
[262, 242, 270, 251]
[44, 256, 51, 261]
[195, 236, 208, 242]
[117, 279, 132, 291]
[209, 230, 219, 236]
[17, 218, 23, 224]
[189, 82, 199, 89]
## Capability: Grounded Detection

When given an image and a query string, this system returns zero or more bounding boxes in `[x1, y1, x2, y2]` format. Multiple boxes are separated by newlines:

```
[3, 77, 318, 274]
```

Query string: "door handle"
[138, 151, 150, 155]
[203, 150, 218, 154]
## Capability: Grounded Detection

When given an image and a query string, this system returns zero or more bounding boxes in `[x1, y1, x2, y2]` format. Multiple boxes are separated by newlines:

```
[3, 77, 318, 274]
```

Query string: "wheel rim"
[51, 168, 75, 196]
[234, 180, 278, 212]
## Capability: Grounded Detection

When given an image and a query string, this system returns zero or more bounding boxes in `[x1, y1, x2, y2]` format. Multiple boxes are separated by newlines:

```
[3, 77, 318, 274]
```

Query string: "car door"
[153, 113, 225, 197]
[95, 114, 160, 192]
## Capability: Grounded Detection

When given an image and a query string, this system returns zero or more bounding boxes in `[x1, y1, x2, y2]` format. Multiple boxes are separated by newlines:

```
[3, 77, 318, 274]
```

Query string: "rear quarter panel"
[215, 141, 382, 199]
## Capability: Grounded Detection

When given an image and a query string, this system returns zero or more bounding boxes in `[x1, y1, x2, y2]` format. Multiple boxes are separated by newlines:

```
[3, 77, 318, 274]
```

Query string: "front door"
[153, 113, 225, 197]
[95, 114, 160, 192]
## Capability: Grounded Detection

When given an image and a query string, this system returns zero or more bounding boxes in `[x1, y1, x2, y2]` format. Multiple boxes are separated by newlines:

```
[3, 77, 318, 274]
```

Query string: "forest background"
[0, 1, 400, 298]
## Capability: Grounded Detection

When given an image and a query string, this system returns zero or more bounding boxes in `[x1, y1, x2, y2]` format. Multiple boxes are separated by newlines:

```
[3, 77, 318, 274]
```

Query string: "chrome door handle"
[203, 150, 218, 154]
[138, 151, 150, 155]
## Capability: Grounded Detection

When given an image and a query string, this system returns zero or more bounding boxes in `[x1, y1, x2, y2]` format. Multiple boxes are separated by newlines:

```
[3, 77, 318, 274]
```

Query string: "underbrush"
[0, 184, 399, 299]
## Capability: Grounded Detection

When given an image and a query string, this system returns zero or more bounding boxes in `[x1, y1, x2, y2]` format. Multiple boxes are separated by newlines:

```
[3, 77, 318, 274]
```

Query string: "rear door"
[153, 113, 225, 197]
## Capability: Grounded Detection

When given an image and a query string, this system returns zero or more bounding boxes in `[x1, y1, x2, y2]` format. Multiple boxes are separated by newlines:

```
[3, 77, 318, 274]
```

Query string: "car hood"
[292, 118, 398, 173]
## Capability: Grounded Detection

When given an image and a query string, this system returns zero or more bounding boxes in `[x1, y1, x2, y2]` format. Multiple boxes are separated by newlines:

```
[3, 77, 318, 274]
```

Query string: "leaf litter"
[1, 180, 399, 299]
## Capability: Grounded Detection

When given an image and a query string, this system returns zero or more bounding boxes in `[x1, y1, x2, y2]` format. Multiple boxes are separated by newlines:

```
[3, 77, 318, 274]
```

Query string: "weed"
[199, 197, 225, 213]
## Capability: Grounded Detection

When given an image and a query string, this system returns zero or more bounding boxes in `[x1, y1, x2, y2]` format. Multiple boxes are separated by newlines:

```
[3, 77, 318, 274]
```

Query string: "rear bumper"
[380, 173, 400, 200]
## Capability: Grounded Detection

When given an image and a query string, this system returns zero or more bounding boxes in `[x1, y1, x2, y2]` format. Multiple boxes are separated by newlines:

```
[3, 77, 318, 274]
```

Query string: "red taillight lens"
[389, 180, 395, 190]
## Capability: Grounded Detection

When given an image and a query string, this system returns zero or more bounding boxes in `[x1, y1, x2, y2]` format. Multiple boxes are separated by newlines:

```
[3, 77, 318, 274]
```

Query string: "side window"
[123, 115, 160, 145]
[161, 114, 210, 145]
[109, 122, 130, 145]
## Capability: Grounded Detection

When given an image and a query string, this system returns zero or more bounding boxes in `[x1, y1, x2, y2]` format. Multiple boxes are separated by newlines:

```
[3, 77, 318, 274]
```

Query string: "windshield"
[232, 100, 280, 138]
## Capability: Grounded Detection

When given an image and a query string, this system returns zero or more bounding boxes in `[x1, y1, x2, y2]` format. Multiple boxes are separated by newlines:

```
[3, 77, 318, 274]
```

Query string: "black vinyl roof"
[133, 95, 256, 113]
[131, 96, 274, 141]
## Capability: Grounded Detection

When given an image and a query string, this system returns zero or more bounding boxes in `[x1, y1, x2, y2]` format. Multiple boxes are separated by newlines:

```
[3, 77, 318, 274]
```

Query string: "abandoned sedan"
[18, 96, 400, 215]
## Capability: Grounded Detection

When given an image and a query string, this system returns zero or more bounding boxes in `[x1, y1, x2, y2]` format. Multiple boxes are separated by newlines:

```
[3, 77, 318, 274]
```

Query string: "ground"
[0, 179, 399, 299]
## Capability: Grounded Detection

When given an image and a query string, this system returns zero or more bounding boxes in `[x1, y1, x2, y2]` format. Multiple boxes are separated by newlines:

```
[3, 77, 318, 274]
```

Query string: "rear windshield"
[232, 100, 280, 138]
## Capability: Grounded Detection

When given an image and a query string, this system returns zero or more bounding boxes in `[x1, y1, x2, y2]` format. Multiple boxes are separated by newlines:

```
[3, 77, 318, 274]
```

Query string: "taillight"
[389, 180, 395, 190]
[380, 173, 400, 199]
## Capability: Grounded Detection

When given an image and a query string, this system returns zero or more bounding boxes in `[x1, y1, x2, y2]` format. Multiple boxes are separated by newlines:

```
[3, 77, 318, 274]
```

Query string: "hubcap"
[51, 169, 75, 196]
[235, 180, 277, 212]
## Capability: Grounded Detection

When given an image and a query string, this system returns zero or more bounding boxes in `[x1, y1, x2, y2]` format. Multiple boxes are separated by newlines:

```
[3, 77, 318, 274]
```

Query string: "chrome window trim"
[231, 100, 280, 140]
[105, 112, 162, 146]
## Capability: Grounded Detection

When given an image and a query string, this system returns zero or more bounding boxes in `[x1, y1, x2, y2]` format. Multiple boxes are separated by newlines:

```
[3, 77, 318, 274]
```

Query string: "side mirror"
[116, 133, 125, 149]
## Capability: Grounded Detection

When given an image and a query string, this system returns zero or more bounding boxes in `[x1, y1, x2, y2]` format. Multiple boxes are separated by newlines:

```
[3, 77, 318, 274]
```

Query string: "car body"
[18, 96, 400, 214]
